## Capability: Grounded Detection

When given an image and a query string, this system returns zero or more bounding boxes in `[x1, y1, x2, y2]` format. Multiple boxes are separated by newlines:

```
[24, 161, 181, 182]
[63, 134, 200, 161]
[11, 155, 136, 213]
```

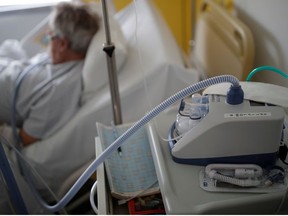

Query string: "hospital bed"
[94, 0, 287, 215]
[3, 0, 200, 212]
[190, 0, 255, 81]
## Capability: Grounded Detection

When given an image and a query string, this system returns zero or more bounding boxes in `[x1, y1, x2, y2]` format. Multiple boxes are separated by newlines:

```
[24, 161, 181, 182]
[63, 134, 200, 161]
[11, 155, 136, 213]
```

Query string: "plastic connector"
[226, 85, 244, 105]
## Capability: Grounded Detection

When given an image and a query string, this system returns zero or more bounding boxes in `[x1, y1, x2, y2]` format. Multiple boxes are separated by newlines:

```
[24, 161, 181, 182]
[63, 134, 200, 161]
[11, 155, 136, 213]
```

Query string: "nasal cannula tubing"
[18, 74, 239, 212]
[11, 55, 51, 146]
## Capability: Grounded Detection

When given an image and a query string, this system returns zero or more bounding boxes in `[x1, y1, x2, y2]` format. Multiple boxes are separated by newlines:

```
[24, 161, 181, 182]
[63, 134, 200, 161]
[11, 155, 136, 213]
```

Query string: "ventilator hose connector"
[226, 84, 244, 105]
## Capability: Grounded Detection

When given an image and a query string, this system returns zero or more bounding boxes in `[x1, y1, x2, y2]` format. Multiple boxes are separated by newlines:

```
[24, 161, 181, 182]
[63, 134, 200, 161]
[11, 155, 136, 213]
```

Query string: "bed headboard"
[192, 0, 255, 81]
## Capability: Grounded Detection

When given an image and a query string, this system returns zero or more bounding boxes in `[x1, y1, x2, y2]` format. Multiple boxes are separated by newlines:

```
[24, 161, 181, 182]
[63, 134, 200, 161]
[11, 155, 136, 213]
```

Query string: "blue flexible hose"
[35, 74, 240, 212]
[10, 72, 241, 212]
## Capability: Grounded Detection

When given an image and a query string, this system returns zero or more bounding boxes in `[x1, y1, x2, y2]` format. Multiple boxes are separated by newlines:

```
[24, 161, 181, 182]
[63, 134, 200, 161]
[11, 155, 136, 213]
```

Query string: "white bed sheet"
[19, 0, 200, 197]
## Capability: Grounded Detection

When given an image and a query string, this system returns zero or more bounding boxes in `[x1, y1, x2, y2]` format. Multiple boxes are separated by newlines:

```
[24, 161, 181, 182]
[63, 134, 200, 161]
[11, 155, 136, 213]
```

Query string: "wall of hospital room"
[112, 0, 233, 54]
[113, 0, 288, 88]
[113, 0, 193, 54]
[150, 0, 288, 88]
[234, 0, 288, 87]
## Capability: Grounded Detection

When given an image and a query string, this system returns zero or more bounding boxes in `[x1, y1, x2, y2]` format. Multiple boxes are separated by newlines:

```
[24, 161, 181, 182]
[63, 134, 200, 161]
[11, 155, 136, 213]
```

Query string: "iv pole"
[101, 0, 123, 125]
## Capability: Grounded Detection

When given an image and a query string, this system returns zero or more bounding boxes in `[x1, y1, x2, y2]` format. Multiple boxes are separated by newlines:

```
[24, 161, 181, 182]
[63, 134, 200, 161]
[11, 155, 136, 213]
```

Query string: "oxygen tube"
[22, 75, 241, 213]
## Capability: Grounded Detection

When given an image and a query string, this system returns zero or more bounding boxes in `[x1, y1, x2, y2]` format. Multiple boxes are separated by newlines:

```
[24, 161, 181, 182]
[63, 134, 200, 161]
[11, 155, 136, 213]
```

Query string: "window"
[0, 0, 72, 12]
[0, 0, 71, 7]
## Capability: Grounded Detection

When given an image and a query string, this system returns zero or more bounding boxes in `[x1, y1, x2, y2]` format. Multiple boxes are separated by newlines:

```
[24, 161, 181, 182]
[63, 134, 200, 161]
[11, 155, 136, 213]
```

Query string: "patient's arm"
[19, 128, 39, 147]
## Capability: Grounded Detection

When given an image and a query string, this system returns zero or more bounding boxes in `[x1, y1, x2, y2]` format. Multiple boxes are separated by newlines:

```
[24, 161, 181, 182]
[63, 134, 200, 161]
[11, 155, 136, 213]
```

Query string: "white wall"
[234, 0, 288, 87]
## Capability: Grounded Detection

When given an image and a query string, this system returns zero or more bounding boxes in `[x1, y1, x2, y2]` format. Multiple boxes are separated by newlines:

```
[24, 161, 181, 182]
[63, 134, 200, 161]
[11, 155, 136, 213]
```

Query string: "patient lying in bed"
[0, 0, 201, 208]
[0, 1, 100, 147]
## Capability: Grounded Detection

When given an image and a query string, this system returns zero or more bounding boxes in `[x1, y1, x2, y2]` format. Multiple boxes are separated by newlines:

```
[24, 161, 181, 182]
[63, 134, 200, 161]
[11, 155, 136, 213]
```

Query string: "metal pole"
[101, 0, 123, 125]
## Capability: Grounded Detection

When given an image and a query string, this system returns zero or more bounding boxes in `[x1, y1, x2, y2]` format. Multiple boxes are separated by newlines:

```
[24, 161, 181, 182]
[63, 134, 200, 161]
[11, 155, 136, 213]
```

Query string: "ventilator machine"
[169, 92, 284, 167]
[162, 83, 287, 197]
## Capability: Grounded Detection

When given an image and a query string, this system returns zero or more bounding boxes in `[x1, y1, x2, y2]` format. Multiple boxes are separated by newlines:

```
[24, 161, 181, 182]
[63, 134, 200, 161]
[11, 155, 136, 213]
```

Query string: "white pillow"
[81, 2, 128, 104]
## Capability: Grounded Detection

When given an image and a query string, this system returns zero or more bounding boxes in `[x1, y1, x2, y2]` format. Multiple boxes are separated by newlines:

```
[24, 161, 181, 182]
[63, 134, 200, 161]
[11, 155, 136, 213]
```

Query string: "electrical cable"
[246, 65, 288, 81]
[89, 180, 98, 214]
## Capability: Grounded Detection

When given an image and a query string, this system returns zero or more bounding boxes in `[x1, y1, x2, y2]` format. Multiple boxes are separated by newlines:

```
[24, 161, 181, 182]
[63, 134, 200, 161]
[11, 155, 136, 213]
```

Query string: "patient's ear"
[59, 37, 70, 52]
[50, 37, 71, 63]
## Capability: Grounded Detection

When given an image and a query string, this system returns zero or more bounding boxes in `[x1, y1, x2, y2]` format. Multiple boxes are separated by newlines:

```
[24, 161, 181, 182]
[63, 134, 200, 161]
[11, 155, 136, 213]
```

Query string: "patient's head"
[47, 1, 100, 64]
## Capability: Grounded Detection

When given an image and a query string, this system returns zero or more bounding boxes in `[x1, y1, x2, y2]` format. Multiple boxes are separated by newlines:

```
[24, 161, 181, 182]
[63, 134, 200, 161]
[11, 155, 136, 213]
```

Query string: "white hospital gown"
[0, 40, 84, 139]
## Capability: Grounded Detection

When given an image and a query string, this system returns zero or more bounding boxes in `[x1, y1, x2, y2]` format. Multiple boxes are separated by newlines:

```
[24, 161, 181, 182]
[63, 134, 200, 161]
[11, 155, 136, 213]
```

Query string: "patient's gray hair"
[49, 1, 100, 53]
